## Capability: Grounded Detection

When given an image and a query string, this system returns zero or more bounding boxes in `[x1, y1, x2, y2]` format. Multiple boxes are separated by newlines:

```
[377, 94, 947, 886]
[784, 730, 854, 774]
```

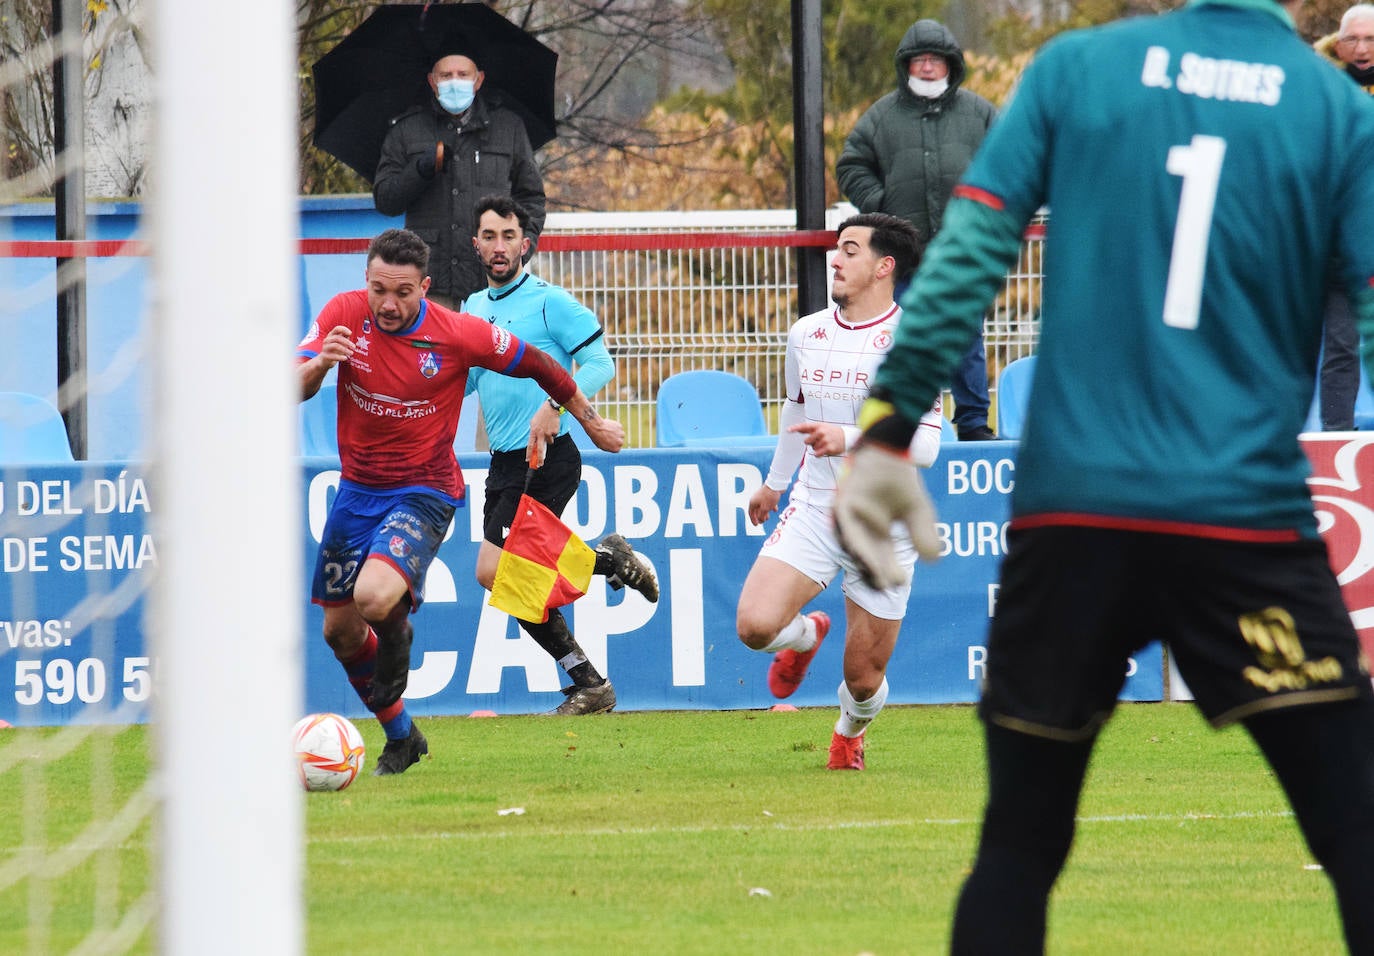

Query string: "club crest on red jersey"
[417, 351, 440, 379]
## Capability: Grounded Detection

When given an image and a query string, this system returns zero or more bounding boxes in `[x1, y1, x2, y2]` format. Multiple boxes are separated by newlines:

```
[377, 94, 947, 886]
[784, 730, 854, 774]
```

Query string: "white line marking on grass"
[1077, 810, 1294, 824]
[310, 808, 1295, 845]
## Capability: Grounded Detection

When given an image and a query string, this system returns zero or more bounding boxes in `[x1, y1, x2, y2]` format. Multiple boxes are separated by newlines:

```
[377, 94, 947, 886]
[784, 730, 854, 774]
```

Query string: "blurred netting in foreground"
[1, 2, 157, 952]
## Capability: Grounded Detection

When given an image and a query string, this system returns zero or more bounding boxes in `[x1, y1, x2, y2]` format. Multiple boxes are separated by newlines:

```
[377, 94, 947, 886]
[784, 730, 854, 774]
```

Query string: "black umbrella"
[312, 2, 558, 182]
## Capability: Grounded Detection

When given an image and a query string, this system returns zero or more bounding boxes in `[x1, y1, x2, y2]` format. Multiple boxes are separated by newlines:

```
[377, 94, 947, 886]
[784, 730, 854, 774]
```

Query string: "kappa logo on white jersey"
[809, 327, 830, 342]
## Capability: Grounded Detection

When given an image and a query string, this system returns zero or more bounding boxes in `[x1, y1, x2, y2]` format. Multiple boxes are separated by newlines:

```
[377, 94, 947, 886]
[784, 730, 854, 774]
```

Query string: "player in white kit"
[736, 213, 944, 770]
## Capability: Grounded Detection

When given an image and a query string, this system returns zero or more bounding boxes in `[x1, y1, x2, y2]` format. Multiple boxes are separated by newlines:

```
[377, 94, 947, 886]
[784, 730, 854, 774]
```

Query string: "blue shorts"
[311, 482, 458, 611]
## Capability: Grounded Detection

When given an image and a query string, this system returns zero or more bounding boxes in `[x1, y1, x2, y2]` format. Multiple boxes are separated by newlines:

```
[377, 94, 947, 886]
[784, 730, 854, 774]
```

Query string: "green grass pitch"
[0, 703, 1345, 954]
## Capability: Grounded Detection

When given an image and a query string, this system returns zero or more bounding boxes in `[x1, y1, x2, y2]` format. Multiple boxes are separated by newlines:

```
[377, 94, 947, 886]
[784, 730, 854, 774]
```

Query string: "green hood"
[894, 19, 966, 94]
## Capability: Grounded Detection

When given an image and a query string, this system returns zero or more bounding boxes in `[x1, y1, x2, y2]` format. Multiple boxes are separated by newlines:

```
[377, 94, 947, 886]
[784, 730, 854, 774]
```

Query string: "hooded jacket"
[373, 92, 547, 304]
[836, 20, 997, 245]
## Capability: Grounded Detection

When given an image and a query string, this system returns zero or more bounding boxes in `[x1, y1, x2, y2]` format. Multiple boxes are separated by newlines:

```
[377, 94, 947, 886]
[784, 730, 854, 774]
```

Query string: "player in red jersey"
[296, 228, 624, 774]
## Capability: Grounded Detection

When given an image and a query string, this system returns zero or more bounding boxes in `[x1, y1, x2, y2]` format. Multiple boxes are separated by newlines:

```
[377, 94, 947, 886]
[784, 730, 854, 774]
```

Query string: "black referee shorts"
[482, 432, 583, 546]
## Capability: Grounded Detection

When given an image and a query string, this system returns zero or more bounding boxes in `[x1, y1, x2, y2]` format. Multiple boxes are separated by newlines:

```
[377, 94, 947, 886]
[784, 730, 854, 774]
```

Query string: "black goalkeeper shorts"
[979, 524, 1372, 739]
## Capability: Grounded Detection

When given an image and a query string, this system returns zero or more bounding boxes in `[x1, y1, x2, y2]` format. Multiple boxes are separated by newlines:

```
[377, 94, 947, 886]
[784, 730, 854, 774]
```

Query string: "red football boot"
[767, 611, 830, 699]
[826, 730, 865, 771]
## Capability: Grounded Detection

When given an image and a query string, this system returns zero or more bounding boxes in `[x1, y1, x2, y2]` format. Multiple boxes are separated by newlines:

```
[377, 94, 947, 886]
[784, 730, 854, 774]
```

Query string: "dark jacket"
[373, 93, 547, 303]
[836, 20, 997, 245]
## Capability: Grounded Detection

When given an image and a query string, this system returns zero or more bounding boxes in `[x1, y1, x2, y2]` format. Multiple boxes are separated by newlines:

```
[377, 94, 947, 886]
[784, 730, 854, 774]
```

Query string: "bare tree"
[0, 0, 148, 200]
[9, 0, 1349, 204]
[0, 0, 58, 195]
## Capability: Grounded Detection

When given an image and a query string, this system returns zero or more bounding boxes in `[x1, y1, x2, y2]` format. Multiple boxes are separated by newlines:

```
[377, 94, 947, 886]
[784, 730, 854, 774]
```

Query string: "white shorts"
[758, 500, 915, 620]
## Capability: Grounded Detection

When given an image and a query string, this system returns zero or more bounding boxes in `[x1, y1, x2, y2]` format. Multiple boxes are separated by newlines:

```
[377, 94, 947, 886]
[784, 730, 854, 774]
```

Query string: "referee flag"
[489, 494, 596, 622]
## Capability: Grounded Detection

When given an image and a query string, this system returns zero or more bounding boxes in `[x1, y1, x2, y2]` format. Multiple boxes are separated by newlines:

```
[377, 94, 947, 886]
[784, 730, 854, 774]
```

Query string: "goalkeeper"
[834, 0, 1374, 949]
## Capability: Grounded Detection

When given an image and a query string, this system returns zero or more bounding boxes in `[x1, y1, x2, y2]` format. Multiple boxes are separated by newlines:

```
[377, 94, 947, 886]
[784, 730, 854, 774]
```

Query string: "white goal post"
[148, 0, 303, 952]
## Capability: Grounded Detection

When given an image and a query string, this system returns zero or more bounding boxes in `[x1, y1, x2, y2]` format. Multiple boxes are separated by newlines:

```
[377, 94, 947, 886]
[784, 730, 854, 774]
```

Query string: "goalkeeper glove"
[834, 443, 942, 589]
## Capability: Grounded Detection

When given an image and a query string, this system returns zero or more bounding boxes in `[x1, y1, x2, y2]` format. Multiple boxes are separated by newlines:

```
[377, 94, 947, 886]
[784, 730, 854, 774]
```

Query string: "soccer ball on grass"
[291, 713, 365, 791]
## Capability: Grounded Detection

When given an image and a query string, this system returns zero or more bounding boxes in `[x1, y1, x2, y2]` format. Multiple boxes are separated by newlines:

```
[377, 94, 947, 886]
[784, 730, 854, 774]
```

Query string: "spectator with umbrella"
[313, 4, 555, 308]
[374, 43, 546, 309]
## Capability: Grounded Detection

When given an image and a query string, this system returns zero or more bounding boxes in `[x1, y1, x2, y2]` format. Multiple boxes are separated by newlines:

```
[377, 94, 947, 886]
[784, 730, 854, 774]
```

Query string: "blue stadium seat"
[1354, 365, 1374, 431]
[300, 382, 339, 458]
[0, 392, 74, 462]
[454, 392, 482, 453]
[1303, 392, 1321, 434]
[655, 370, 769, 447]
[995, 355, 1037, 441]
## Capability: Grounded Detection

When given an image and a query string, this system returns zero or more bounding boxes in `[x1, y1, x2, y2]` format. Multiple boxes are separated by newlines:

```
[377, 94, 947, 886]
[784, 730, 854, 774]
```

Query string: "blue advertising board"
[1, 463, 156, 726]
[0, 442, 1165, 727]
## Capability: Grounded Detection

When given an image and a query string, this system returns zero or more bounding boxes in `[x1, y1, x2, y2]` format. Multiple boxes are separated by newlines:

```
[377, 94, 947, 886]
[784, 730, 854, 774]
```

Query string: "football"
[291, 713, 366, 791]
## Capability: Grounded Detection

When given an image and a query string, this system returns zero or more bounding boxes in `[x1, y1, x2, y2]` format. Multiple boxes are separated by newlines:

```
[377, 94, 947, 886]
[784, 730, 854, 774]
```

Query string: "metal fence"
[0, 206, 1044, 450]
[537, 208, 1044, 446]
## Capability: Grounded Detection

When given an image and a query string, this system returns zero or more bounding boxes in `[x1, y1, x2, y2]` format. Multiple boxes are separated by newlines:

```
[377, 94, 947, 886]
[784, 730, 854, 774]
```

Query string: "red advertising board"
[1304, 433, 1374, 664]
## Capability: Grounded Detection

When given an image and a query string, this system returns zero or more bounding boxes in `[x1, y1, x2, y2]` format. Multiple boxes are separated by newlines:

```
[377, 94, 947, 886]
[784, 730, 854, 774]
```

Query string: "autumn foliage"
[541, 50, 1034, 213]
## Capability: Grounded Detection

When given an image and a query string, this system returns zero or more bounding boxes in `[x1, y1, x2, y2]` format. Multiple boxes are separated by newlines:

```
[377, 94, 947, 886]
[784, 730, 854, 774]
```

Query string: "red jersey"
[296, 293, 576, 498]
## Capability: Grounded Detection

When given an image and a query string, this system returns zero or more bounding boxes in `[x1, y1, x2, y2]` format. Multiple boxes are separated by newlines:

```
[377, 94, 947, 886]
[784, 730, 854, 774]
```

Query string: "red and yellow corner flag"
[489, 494, 596, 623]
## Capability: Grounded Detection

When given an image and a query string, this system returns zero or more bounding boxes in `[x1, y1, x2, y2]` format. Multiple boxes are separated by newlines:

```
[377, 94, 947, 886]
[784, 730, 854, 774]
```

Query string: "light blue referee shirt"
[464, 272, 614, 452]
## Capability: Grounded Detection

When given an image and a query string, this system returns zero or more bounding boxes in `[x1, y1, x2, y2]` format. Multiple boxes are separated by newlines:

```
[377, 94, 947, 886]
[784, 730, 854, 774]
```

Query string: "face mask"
[437, 78, 476, 114]
[908, 75, 949, 99]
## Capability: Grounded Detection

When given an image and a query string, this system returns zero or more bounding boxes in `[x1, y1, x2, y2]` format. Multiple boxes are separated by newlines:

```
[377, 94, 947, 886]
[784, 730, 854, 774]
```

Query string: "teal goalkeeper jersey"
[880, 0, 1374, 535]
[464, 272, 613, 452]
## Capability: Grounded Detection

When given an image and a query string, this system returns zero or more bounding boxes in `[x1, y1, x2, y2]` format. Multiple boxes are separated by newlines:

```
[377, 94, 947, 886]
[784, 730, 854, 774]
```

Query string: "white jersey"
[767, 303, 943, 510]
